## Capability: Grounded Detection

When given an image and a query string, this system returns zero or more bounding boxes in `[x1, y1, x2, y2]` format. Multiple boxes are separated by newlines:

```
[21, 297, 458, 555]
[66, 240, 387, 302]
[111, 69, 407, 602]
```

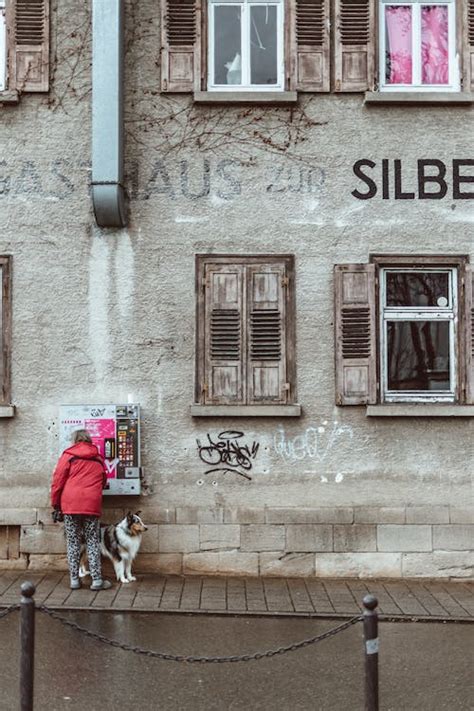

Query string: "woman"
[51, 429, 112, 590]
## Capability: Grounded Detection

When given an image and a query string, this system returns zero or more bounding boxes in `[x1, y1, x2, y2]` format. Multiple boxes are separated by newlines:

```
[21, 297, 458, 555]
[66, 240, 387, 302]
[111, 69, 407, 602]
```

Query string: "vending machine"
[59, 404, 142, 495]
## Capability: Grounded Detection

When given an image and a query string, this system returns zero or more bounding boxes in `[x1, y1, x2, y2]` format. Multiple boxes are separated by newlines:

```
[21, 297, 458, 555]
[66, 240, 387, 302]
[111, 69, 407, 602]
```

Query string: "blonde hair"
[72, 429, 92, 444]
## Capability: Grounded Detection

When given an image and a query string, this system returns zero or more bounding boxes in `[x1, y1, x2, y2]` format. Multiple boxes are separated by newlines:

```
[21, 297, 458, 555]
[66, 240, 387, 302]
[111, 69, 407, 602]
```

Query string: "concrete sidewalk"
[0, 571, 472, 621]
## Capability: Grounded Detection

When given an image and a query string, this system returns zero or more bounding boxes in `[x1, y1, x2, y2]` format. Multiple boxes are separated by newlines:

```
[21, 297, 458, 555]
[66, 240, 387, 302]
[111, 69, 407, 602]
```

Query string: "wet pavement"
[1, 572, 473, 620]
[0, 610, 472, 710]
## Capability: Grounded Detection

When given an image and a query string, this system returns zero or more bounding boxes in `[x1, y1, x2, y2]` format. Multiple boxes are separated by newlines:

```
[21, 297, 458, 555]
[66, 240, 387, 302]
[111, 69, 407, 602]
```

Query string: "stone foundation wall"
[2, 506, 472, 579]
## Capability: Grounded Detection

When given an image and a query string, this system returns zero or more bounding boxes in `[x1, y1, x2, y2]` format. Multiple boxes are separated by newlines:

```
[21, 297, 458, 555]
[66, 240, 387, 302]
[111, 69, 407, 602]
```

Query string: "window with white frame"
[381, 268, 457, 401]
[0, 0, 6, 92]
[208, 0, 284, 91]
[379, 0, 459, 91]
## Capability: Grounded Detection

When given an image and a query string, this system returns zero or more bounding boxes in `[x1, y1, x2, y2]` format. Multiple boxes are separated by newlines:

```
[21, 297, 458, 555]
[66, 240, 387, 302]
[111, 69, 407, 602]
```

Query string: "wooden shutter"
[465, 264, 474, 404]
[288, 0, 330, 91]
[0, 257, 11, 405]
[466, 0, 474, 91]
[334, 264, 377, 405]
[161, 0, 199, 92]
[334, 0, 375, 92]
[203, 264, 245, 404]
[247, 264, 288, 404]
[9, 0, 49, 92]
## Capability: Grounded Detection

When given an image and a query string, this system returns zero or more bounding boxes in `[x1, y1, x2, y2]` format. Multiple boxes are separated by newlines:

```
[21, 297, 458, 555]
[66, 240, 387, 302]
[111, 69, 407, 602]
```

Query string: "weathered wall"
[0, 0, 472, 578]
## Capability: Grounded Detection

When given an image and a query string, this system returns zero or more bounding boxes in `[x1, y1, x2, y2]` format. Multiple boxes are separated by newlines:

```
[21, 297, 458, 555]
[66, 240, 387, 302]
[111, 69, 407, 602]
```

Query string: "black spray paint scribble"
[196, 431, 260, 481]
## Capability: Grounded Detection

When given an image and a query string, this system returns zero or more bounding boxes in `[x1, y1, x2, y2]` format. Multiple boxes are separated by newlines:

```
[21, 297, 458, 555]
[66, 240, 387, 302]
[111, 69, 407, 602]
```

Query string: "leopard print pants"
[64, 514, 102, 582]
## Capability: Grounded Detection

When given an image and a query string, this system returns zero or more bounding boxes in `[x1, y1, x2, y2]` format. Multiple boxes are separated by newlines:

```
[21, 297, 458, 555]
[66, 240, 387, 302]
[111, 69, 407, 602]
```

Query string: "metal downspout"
[91, 0, 127, 228]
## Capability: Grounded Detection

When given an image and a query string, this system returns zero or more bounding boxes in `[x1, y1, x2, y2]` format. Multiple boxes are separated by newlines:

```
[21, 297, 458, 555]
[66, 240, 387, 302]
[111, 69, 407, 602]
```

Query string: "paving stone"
[304, 580, 335, 613]
[286, 525, 333, 552]
[263, 578, 293, 611]
[245, 577, 267, 611]
[333, 525, 376, 552]
[180, 577, 203, 610]
[385, 582, 430, 616]
[423, 583, 471, 617]
[227, 578, 246, 611]
[287, 578, 314, 612]
[201, 577, 226, 610]
[160, 577, 184, 609]
[432, 525, 473, 551]
[377, 525, 432, 552]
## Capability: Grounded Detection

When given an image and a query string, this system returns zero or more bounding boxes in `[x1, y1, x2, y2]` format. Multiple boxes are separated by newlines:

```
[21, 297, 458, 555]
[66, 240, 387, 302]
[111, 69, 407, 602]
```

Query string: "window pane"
[421, 6, 449, 85]
[386, 272, 450, 307]
[385, 6, 412, 84]
[214, 6, 242, 85]
[250, 5, 278, 85]
[387, 321, 451, 391]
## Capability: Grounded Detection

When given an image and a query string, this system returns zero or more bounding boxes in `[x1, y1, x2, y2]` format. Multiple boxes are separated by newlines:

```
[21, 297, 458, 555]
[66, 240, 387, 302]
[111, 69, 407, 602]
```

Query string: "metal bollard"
[362, 594, 379, 711]
[20, 582, 36, 711]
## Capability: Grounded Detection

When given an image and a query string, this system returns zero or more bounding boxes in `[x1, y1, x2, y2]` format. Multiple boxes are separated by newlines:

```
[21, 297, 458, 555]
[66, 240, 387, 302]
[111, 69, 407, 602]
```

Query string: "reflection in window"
[386, 272, 450, 307]
[210, 0, 282, 90]
[387, 321, 450, 391]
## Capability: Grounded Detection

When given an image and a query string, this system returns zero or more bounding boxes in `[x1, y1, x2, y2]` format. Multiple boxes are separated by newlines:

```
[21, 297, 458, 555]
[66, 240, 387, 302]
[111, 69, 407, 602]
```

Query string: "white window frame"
[379, 0, 459, 92]
[0, 0, 6, 92]
[208, 0, 284, 92]
[380, 267, 458, 403]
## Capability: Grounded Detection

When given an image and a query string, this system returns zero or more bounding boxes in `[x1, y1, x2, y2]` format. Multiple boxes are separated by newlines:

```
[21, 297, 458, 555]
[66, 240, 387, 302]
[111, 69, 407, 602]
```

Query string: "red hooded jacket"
[51, 442, 106, 517]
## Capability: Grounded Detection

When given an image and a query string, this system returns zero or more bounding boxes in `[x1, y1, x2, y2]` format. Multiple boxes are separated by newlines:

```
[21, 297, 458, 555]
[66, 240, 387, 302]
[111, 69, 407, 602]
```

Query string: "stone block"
[140, 506, 176, 524]
[333, 525, 376, 552]
[286, 525, 333, 552]
[138, 525, 159, 553]
[266, 507, 353, 524]
[0, 555, 28, 571]
[0, 509, 36, 525]
[134, 553, 183, 575]
[176, 507, 223, 524]
[20, 526, 66, 554]
[28, 554, 69, 571]
[99, 509, 126, 525]
[224, 507, 265, 524]
[241, 525, 285, 552]
[402, 552, 474, 579]
[433, 525, 473, 551]
[316, 553, 402, 579]
[200, 525, 240, 550]
[449, 507, 473, 524]
[354, 507, 406, 524]
[36, 509, 58, 526]
[405, 506, 449, 524]
[377, 525, 432, 552]
[259, 552, 315, 577]
[157, 525, 200, 553]
[183, 551, 258, 576]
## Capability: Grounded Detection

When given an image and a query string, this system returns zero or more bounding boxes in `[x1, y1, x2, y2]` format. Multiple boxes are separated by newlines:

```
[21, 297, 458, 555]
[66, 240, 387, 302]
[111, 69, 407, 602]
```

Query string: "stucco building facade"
[0, 0, 472, 579]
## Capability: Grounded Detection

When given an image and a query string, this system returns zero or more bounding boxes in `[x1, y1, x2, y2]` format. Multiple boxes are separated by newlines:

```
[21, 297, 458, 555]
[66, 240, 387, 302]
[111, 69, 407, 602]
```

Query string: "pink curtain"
[421, 6, 449, 84]
[385, 7, 413, 84]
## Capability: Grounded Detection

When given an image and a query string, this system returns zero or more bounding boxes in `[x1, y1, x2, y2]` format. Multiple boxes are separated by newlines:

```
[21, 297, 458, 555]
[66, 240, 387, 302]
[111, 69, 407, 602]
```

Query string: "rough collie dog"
[80, 511, 148, 584]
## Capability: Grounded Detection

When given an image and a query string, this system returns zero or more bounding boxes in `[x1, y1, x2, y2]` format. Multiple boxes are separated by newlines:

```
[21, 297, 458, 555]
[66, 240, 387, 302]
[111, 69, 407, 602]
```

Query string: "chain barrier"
[38, 605, 361, 663]
[0, 604, 20, 619]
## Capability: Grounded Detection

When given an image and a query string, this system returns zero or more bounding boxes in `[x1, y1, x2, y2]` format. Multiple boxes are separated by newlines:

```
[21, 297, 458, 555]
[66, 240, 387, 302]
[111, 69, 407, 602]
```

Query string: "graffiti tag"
[196, 430, 260, 481]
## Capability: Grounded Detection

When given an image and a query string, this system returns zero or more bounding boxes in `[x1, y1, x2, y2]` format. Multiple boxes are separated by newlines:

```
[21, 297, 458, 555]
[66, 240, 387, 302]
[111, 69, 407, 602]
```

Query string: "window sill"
[364, 91, 473, 106]
[0, 405, 15, 418]
[366, 404, 474, 417]
[0, 91, 19, 105]
[191, 404, 302, 417]
[194, 91, 298, 105]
